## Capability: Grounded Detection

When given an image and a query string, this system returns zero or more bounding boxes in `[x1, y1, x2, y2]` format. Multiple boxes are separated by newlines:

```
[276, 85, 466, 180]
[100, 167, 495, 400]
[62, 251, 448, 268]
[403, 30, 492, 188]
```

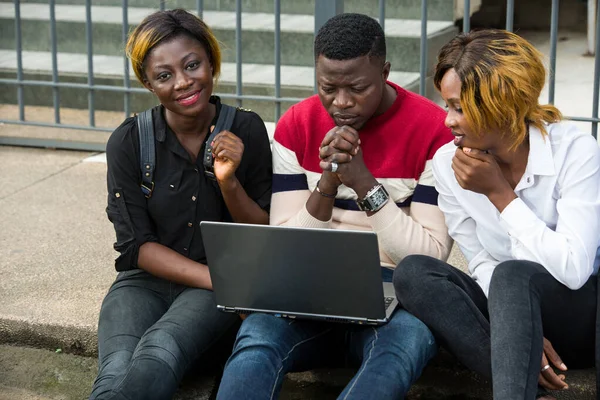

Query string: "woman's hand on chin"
[451, 147, 517, 212]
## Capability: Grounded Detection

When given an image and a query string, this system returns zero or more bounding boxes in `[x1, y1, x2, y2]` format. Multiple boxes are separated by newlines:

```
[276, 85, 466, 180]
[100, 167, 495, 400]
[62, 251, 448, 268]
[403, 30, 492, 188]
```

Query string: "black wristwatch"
[356, 184, 390, 212]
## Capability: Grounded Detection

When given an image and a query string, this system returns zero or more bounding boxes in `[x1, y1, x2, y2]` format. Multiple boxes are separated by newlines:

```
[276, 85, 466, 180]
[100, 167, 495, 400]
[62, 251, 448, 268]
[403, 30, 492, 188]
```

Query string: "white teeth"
[181, 93, 196, 101]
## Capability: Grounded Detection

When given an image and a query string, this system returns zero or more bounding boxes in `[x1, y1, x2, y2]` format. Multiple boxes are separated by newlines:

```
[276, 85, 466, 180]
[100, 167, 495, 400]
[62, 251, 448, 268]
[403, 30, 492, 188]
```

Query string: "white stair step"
[0, 50, 421, 89]
[0, 2, 455, 37]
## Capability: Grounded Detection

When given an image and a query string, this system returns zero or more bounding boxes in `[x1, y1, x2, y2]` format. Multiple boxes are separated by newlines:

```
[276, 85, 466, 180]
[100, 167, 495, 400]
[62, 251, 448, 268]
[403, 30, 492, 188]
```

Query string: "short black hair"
[314, 13, 386, 62]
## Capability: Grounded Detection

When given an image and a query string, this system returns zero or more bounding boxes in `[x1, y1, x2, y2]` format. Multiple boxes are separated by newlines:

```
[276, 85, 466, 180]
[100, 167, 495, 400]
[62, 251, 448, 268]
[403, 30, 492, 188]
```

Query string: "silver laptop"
[200, 221, 398, 325]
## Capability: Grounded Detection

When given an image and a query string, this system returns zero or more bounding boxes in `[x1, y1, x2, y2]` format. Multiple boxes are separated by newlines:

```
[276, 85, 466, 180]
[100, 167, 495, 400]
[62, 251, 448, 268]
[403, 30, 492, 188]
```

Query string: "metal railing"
[0, 0, 599, 152]
[453, 0, 600, 138]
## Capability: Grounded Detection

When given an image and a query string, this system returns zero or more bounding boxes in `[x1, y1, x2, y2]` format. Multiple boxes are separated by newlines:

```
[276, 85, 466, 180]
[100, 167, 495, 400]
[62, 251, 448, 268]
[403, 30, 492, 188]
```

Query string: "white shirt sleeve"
[433, 153, 499, 295]
[498, 135, 600, 289]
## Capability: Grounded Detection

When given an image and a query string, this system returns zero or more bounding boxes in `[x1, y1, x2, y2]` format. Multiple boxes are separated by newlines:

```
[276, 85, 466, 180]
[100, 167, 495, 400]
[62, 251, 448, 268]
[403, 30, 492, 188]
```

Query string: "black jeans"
[89, 269, 239, 400]
[394, 255, 597, 400]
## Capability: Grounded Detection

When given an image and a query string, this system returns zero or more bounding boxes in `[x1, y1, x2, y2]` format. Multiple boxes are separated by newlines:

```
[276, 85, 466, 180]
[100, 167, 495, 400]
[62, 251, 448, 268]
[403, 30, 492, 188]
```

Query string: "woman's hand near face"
[451, 147, 517, 212]
[212, 129, 244, 187]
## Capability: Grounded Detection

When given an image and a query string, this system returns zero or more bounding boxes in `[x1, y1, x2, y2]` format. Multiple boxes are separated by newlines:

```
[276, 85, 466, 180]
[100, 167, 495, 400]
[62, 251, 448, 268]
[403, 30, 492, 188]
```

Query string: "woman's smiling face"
[142, 34, 214, 118]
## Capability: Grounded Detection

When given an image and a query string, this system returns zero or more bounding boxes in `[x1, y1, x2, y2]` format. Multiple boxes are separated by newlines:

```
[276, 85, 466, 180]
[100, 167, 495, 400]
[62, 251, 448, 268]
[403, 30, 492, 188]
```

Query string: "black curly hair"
[314, 13, 386, 64]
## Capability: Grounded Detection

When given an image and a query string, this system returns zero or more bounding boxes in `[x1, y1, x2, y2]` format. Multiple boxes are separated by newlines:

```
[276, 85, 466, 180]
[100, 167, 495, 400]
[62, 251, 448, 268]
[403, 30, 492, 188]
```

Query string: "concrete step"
[0, 49, 423, 121]
[15, 0, 456, 21]
[1, 343, 596, 400]
[0, 3, 458, 72]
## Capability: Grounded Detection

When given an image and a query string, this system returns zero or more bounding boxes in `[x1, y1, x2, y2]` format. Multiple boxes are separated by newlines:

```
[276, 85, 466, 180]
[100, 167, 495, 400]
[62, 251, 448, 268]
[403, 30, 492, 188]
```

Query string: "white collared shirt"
[433, 122, 600, 296]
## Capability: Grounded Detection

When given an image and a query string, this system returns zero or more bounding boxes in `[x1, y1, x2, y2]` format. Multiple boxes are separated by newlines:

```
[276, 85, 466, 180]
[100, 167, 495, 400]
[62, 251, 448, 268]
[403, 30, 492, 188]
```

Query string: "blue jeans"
[216, 308, 436, 400]
[89, 269, 239, 400]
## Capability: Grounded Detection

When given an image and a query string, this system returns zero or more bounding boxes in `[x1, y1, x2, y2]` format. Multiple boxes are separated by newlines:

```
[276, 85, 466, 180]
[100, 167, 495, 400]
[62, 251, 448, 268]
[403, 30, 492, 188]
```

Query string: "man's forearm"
[305, 172, 339, 221]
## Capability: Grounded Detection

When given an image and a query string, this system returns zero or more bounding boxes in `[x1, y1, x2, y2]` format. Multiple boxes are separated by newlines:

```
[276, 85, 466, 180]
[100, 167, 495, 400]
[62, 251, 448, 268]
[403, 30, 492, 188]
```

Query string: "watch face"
[371, 189, 388, 207]
[358, 185, 389, 211]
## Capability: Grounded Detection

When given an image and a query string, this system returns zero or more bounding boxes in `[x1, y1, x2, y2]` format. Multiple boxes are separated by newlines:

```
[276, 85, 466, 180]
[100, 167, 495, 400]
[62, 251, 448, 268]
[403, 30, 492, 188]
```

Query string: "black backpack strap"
[136, 109, 156, 198]
[203, 104, 237, 180]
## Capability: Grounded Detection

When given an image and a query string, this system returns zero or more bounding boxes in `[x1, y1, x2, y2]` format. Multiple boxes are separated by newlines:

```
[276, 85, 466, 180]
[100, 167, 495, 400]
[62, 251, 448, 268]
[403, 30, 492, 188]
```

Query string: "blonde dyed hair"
[434, 29, 562, 149]
[126, 9, 221, 85]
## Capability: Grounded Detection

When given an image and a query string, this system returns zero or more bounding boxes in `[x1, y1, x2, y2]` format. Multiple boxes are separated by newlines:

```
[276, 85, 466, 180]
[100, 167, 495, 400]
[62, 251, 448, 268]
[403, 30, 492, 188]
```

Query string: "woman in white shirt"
[393, 29, 600, 400]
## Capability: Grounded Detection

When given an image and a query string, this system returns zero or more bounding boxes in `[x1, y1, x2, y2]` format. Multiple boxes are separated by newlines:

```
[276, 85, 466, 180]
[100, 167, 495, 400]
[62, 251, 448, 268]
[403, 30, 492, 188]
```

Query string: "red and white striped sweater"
[270, 82, 454, 267]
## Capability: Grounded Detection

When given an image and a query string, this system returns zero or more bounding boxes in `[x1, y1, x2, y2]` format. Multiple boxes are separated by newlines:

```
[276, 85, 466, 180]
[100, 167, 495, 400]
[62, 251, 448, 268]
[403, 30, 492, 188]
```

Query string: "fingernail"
[561, 363, 567, 370]
[463, 147, 472, 153]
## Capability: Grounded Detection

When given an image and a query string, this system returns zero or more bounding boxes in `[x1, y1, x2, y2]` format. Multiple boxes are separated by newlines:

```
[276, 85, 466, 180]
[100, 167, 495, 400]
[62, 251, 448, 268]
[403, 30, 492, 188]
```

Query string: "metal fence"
[1, 0, 599, 151]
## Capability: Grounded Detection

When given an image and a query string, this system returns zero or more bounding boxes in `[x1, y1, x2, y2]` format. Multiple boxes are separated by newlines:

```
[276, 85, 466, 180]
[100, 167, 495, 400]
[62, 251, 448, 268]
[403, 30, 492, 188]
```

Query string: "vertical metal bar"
[85, 0, 95, 126]
[378, 0, 385, 32]
[274, 0, 281, 122]
[314, 0, 344, 93]
[122, 0, 130, 118]
[548, 0, 559, 104]
[314, 0, 344, 34]
[592, 0, 600, 138]
[14, 0, 24, 121]
[419, 0, 428, 97]
[235, 0, 242, 107]
[506, 0, 514, 32]
[159, 0, 165, 11]
[50, 0, 60, 123]
[196, 0, 203, 19]
[463, 0, 470, 33]
[588, 0, 596, 55]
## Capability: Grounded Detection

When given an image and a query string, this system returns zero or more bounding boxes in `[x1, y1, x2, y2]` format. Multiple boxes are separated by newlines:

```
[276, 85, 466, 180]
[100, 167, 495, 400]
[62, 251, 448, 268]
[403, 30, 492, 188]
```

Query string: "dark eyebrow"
[151, 53, 198, 71]
[181, 52, 196, 62]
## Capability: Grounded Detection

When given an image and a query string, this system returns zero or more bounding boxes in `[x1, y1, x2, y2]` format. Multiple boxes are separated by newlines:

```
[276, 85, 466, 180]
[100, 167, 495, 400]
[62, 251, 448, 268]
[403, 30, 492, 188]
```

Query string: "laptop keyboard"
[384, 296, 395, 310]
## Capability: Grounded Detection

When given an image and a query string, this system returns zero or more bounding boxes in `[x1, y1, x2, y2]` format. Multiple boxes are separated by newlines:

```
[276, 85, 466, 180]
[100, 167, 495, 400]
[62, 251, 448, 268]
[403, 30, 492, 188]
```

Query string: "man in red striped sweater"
[218, 13, 454, 399]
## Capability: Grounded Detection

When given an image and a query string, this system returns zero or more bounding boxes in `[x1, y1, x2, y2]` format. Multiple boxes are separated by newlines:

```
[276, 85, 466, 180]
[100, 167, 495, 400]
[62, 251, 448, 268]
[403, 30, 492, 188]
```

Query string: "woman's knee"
[393, 255, 449, 308]
[490, 260, 543, 291]
[393, 255, 439, 290]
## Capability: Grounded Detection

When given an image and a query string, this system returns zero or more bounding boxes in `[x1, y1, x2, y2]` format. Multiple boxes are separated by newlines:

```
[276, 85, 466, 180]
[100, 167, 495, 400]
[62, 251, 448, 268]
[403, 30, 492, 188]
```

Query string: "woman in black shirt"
[89, 9, 272, 400]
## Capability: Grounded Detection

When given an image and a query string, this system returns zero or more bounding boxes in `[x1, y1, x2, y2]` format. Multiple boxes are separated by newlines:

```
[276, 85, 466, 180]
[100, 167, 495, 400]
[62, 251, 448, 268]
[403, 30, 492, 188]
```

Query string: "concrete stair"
[0, 1, 457, 124]
[0, 49, 420, 122]
[0, 3, 456, 71]
[16, 0, 456, 21]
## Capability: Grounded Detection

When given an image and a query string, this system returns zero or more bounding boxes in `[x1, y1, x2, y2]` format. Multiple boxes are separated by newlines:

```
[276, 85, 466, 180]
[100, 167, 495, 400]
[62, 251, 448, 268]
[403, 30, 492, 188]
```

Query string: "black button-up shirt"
[106, 96, 272, 271]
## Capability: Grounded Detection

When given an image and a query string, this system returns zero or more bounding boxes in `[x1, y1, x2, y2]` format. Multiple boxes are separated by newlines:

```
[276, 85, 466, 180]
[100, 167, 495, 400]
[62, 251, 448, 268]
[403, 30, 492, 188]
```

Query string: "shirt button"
[183, 247, 188, 251]
[526, 177, 531, 183]
[187, 222, 193, 227]
[192, 196, 197, 201]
